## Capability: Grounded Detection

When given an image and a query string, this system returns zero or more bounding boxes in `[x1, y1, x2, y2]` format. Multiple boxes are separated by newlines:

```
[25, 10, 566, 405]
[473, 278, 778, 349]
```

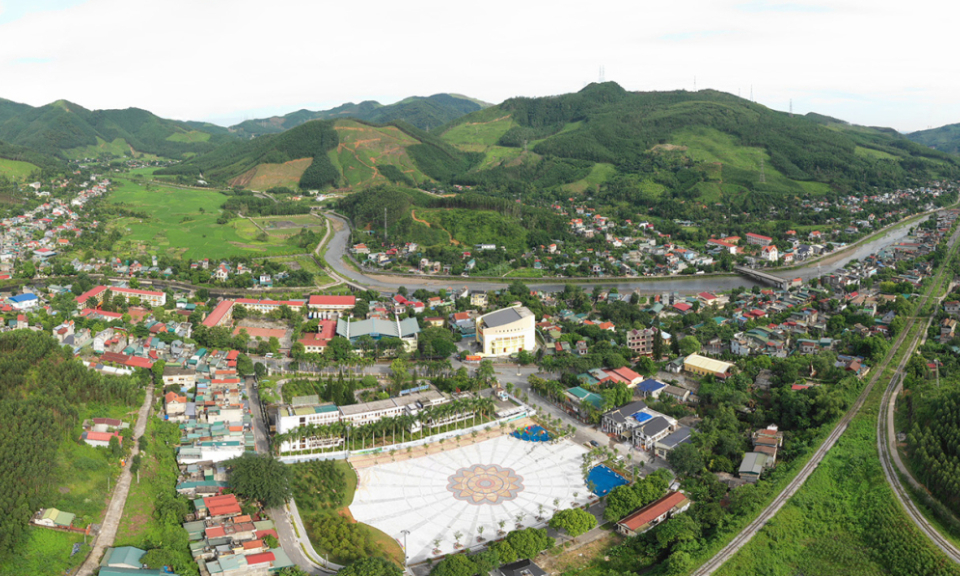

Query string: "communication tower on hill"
[599, 65, 605, 83]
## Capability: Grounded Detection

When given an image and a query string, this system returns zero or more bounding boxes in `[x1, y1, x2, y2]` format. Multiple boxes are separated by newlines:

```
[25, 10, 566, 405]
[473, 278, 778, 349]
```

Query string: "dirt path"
[411, 210, 459, 245]
[75, 386, 154, 576]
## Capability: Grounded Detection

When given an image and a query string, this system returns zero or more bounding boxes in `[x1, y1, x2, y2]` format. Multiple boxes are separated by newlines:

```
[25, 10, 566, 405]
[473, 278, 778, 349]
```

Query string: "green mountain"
[229, 94, 486, 137]
[434, 82, 960, 205]
[0, 98, 235, 159]
[156, 118, 480, 190]
[907, 123, 960, 154]
[155, 83, 960, 206]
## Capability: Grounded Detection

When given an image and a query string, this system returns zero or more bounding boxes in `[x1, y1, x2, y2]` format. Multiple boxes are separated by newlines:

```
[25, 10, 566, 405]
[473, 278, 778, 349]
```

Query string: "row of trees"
[273, 396, 497, 455]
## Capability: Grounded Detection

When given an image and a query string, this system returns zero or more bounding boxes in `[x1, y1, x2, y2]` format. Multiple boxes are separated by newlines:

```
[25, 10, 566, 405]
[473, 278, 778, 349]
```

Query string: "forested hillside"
[437, 83, 960, 198]
[229, 94, 484, 137]
[150, 83, 960, 203]
[158, 119, 481, 190]
[0, 331, 141, 554]
[908, 123, 960, 154]
[155, 120, 341, 188]
[0, 140, 62, 177]
[0, 98, 234, 159]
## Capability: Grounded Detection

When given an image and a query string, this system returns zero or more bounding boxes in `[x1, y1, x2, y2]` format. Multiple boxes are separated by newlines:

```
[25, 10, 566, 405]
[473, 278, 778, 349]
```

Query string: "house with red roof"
[82, 430, 122, 448]
[746, 232, 773, 246]
[616, 491, 691, 536]
[203, 494, 241, 519]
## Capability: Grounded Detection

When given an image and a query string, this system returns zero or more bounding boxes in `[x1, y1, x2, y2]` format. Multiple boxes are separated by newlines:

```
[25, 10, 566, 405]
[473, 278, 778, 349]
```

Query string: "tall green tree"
[225, 453, 292, 508]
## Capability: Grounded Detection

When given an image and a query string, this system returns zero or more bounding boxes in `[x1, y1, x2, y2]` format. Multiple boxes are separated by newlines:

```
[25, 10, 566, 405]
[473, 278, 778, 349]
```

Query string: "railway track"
[876, 223, 960, 563]
[692, 221, 960, 576]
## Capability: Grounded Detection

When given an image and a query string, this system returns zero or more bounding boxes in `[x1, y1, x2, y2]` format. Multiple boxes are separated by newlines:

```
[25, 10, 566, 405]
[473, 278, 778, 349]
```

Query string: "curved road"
[876, 221, 960, 563]
[691, 222, 960, 576]
[322, 212, 929, 295]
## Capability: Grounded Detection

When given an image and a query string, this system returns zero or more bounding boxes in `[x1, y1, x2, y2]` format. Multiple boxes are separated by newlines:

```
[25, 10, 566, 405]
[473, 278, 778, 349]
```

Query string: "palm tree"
[453, 530, 463, 548]
[498, 519, 506, 535]
[553, 497, 560, 510]
[477, 526, 484, 541]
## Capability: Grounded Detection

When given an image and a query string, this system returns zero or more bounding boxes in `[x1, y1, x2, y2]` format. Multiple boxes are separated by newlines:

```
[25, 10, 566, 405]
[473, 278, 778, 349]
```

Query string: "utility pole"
[401, 529, 410, 570]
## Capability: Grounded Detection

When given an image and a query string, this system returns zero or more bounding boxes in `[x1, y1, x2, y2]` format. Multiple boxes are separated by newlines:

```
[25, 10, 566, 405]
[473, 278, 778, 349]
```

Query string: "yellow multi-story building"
[476, 305, 536, 357]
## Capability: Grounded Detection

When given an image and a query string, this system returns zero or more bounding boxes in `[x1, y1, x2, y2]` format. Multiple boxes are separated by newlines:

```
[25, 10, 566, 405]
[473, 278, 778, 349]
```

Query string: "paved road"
[691, 222, 960, 576]
[322, 210, 933, 295]
[245, 376, 336, 574]
[876, 222, 960, 563]
[75, 385, 154, 576]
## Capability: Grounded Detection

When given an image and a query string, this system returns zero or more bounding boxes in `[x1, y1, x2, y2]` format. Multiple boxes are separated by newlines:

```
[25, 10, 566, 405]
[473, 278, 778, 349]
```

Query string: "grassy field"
[0, 528, 86, 576]
[166, 131, 211, 143]
[108, 178, 304, 260]
[505, 268, 545, 278]
[855, 145, 899, 160]
[0, 157, 39, 180]
[267, 255, 335, 286]
[65, 137, 160, 160]
[560, 162, 617, 194]
[440, 109, 516, 147]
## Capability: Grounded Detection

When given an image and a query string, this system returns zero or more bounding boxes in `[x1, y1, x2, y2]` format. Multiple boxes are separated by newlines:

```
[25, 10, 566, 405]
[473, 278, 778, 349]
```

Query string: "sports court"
[349, 435, 590, 563]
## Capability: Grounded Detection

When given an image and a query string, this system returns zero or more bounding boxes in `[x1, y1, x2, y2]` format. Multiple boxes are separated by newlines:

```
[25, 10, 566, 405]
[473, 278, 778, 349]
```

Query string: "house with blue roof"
[8, 292, 39, 311]
[637, 379, 667, 399]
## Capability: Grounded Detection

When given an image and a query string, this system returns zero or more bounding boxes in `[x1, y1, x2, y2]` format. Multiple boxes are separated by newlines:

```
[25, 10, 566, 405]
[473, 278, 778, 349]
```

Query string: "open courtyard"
[349, 434, 591, 564]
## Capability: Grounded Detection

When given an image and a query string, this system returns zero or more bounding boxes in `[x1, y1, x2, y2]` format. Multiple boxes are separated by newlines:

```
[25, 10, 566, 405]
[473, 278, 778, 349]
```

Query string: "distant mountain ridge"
[0, 97, 234, 159]
[907, 123, 960, 154]
[228, 94, 487, 137]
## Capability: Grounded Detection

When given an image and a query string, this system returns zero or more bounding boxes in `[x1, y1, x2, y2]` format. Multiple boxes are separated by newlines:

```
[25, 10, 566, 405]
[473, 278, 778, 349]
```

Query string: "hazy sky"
[0, 0, 955, 132]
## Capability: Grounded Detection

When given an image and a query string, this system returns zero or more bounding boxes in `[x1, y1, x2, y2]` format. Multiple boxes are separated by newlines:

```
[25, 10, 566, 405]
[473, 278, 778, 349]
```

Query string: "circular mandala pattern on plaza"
[447, 464, 524, 505]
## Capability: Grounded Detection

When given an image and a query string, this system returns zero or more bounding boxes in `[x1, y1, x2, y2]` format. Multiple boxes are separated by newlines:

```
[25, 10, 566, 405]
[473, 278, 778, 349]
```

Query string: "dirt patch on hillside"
[411, 210, 460, 245]
[650, 143, 688, 153]
[229, 158, 312, 189]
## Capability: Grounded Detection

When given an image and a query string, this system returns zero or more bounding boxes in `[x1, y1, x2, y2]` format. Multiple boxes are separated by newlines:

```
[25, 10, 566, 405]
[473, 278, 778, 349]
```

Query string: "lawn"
[108, 177, 304, 260]
[0, 157, 39, 180]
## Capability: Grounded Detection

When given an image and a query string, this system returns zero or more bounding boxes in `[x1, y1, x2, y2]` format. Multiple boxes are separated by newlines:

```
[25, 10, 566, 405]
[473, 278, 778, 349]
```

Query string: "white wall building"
[476, 305, 536, 357]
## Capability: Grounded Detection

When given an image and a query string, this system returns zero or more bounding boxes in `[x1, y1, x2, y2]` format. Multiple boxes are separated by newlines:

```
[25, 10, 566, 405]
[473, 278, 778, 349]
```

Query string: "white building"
[476, 305, 536, 357]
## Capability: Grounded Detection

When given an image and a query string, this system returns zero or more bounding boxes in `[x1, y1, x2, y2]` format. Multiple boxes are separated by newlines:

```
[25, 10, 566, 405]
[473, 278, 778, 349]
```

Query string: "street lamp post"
[400, 529, 410, 570]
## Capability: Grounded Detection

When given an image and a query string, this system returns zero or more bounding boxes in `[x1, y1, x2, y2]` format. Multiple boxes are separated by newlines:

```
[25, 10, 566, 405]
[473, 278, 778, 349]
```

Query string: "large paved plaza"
[349, 435, 591, 563]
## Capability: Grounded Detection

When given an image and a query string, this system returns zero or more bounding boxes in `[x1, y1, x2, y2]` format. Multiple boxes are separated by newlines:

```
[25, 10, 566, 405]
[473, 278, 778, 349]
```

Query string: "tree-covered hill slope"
[229, 94, 486, 138]
[0, 98, 235, 159]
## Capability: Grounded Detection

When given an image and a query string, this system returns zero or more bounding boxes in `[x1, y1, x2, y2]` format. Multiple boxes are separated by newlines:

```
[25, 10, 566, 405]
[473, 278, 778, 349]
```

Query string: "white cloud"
[0, 0, 957, 132]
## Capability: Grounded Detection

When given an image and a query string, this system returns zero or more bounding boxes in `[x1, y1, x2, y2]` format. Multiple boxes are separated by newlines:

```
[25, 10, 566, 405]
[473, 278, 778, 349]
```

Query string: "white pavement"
[350, 435, 590, 564]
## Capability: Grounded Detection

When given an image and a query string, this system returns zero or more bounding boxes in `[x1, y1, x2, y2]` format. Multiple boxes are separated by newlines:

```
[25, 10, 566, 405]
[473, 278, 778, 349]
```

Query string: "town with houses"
[5, 167, 960, 576]
[351, 184, 955, 278]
